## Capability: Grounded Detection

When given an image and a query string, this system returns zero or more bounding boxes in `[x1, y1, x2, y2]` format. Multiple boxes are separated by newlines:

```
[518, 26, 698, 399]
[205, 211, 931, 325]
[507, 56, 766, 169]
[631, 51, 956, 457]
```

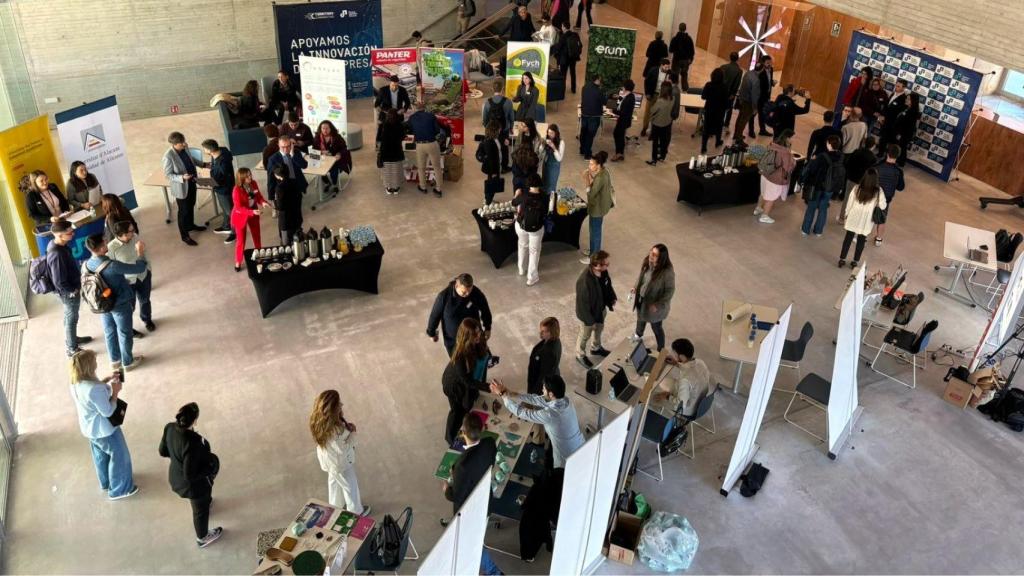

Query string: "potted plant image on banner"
[418, 48, 466, 146]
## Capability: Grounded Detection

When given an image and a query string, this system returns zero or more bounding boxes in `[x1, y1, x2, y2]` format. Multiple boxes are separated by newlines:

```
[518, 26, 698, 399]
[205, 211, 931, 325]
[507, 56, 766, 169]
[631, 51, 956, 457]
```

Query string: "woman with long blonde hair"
[309, 390, 369, 515]
[441, 318, 491, 445]
[69, 349, 137, 500]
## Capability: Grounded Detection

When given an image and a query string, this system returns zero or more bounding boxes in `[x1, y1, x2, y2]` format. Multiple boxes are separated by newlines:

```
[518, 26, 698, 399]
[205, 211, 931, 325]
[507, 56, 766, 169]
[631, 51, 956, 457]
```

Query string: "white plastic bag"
[636, 511, 699, 572]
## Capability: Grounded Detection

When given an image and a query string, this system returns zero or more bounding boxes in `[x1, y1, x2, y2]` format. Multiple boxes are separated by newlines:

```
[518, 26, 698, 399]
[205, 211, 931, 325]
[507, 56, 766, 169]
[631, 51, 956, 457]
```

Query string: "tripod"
[976, 319, 1024, 386]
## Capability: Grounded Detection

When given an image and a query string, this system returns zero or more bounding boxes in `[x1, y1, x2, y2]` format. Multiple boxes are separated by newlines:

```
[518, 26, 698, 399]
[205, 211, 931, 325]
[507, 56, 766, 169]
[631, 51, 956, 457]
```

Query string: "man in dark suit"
[441, 413, 503, 575]
[579, 75, 605, 160]
[374, 74, 412, 124]
[265, 135, 307, 204]
[751, 55, 776, 137]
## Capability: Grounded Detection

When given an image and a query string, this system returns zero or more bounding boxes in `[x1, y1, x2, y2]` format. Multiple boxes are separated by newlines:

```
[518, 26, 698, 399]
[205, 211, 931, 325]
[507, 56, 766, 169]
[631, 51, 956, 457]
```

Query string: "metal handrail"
[445, 3, 515, 50]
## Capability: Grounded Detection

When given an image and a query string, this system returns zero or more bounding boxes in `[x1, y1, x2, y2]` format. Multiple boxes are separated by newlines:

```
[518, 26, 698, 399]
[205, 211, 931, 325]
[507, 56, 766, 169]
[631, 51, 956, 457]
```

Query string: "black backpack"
[979, 388, 1024, 432]
[740, 462, 769, 497]
[567, 33, 583, 61]
[370, 511, 404, 567]
[486, 97, 507, 131]
[81, 260, 115, 314]
[518, 195, 546, 232]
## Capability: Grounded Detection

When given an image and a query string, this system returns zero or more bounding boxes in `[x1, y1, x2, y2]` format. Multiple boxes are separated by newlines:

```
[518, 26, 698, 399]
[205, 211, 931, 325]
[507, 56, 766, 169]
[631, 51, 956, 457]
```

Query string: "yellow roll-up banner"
[0, 115, 63, 257]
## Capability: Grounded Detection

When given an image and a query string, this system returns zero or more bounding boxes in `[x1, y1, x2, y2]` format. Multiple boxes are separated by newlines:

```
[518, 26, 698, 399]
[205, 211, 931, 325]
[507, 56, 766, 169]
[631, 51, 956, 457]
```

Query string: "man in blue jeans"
[46, 220, 93, 356]
[579, 75, 605, 160]
[799, 134, 845, 237]
[84, 233, 149, 370]
[107, 221, 155, 332]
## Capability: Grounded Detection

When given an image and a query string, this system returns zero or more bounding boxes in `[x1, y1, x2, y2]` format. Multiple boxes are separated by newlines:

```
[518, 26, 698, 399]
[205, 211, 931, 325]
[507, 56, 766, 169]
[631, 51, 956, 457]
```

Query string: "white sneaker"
[518, 268, 525, 277]
[753, 207, 763, 216]
[123, 355, 144, 371]
[801, 232, 808, 237]
[527, 278, 539, 286]
[581, 249, 591, 257]
[628, 333, 642, 343]
[197, 527, 223, 548]
[758, 215, 775, 224]
[579, 257, 591, 265]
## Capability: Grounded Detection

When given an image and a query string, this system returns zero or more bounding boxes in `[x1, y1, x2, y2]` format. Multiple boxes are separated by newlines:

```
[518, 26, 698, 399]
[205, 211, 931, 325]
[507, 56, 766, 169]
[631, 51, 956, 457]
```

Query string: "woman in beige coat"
[838, 168, 886, 268]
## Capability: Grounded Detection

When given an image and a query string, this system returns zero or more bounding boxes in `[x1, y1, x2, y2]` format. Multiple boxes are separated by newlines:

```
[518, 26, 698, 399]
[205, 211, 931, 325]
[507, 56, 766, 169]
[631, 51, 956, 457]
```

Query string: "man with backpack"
[798, 134, 846, 237]
[481, 80, 514, 173]
[39, 220, 93, 356]
[84, 233, 149, 371]
[557, 21, 583, 94]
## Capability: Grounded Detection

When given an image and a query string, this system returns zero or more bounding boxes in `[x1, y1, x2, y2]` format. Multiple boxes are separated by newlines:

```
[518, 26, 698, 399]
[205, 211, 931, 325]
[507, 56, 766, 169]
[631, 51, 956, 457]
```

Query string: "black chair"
[783, 373, 831, 443]
[639, 386, 720, 480]
[869, 320, 939, 389]
[981, 231, 1022, 309]
[779, 322, 814, 385]
[353, 507, 418, 574]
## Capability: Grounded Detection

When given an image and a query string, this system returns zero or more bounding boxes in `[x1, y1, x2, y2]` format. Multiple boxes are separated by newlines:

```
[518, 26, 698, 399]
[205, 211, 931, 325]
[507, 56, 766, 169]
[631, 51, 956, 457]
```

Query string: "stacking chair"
[783, 373, 831, 443]
[778, 322, 814, 388]
[981, 232, 1022, 309]
[869, 320, 939, 389]
[353, 507, 418, 575]
[638, 386, 720, 480]
[863, 292, 923, 349]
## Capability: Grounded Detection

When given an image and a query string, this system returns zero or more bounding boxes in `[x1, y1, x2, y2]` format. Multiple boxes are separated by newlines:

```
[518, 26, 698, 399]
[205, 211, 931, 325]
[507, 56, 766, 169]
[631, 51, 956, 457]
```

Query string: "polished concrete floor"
[7, 4, 1024, 575]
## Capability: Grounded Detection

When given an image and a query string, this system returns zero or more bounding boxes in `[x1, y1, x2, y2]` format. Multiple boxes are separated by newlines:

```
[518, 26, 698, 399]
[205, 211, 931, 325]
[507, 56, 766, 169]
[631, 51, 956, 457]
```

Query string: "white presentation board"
[828, 265, 864, 459]
[550, 435, 601, 576]
[54, 96, 137, 209]
[721, 305, 792, 496]
[581, 407, 633, 574]
[417, 467, 492, 576]
[971, 251, 1024, 370]
[299, 54, 349, 137]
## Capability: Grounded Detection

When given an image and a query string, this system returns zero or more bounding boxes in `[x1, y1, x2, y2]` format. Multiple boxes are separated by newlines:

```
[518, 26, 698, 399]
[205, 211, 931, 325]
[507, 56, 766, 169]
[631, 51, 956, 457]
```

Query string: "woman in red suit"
[231, 167, 270, 272]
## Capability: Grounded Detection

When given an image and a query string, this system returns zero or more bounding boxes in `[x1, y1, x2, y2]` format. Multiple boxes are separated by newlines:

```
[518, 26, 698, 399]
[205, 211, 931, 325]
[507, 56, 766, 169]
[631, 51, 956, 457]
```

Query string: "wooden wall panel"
[780, 6, 879, 110]
[959, 115, 1024, 197]
[696, 0, 717, 50]
[606, 0, 660, 26]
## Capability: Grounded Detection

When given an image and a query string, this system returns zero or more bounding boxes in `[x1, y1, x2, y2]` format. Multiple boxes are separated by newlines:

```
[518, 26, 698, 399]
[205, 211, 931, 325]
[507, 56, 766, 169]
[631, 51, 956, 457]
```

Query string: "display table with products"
[676, 156, 806, 215]
[244, 240, 384, 317]
[32, 210, 106, 262]
[253, 498, 372, 576]
[471, 202, 588, 269]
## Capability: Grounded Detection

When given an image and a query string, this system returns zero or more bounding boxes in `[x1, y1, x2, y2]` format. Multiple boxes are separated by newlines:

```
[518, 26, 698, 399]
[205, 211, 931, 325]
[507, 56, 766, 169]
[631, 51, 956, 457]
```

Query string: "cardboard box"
[605, 512, 644, 566]
[968, 367, 998, 386]
[943, 378, 976, 409]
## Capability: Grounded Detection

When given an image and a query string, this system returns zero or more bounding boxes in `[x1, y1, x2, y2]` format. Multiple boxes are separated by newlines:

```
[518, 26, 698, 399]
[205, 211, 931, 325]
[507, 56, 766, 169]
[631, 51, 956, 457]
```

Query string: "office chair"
[869, 319, 939, 389]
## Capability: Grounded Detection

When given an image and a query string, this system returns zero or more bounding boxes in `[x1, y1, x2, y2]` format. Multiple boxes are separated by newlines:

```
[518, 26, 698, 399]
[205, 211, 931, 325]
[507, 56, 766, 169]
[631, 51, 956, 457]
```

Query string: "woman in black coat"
[158, 403, 222, 547]
[611, 80, 637, 162]
[481, 121, 503, 204]
[700, 68, 730, 153]
[441, 318, 491, 446]
[378, 109, 407, 195]
[513, 71, 540, 122]
[25, 170, 70, 224]
[527, 317, 562, 395]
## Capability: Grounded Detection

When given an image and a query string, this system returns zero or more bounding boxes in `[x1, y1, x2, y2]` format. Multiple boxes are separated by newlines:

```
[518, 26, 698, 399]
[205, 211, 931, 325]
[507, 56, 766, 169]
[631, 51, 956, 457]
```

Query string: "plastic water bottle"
[324, 537, 347, 576]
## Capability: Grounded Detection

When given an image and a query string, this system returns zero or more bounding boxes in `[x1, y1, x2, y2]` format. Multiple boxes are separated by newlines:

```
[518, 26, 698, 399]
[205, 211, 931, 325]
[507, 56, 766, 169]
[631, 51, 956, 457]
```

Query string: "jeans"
[543, 157, 561, 193]
[588, 216, 604, 255]
[480, 549, 503, 576]
[636, 319, 666, 351]
[214, 191, 233, 229]
[59, 292, 82, 354]
[130, 274, 152, 325]
[90, 427, 134, 498]
[190, 496, 212, 539]
[734, 101, 756, 137]
[801, 194, 831, 235]
[579, 117, 600, 158]
[101, 304, 135, 366]
[176, 182, 197, 240]
[723, 96, 736, 132]
[577, 322, 604, 357]
[840, 230, 867, 262]
[515, 221, 544, 284]
[749, 99, 769, 134]
[674, 59, 693, 90]
[327, 466, 363, 513]
[651, 124, 671, 161]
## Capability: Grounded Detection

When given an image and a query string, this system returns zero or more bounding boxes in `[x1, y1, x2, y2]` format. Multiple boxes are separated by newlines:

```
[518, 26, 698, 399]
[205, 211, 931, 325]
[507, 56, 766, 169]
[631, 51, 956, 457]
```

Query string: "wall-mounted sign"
[831, 21, 842, 37]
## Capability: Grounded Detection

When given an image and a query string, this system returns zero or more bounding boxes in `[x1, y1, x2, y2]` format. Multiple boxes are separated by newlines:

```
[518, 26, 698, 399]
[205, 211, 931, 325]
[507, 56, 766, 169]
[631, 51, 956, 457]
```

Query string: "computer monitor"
[630, 341, 648, 372]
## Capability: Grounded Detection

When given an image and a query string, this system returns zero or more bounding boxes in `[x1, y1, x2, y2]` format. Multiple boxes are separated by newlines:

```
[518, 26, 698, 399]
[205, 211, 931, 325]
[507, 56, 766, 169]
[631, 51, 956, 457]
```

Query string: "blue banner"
[835, 31, 982, 181]
[273, 1, 382, 100]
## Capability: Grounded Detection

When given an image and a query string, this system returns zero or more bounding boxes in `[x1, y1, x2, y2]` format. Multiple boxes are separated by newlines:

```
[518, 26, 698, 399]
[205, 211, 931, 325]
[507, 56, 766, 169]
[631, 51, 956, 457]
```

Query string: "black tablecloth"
[675, 165, 761, 214]
[244, 241, 384, 317]
[472, 209, 588, 268]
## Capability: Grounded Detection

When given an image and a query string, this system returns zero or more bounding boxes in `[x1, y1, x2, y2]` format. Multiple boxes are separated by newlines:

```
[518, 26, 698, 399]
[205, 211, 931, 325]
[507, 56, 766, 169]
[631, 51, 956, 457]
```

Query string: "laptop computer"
[609, 367, 639, 403]
[630, 341, 657, 374]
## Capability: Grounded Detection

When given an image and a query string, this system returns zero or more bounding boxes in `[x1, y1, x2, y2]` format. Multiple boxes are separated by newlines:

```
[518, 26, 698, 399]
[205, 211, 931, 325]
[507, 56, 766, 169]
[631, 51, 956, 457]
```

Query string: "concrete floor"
[6, 4, 1024, 574]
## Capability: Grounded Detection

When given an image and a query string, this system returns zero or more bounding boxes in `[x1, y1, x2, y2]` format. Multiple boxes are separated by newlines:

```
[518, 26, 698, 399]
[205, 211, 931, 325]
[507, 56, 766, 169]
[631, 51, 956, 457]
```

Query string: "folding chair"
[869, 320, 939, 389]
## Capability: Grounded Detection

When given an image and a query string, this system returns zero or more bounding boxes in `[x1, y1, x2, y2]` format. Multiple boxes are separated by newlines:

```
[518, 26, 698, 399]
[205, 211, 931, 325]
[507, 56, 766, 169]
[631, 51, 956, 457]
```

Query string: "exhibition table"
[143, 167, 218, 225]
[471, 208, 587, 269]
[253, 498, 372, 576]
[572, 337, 643, 428]
[33, 212, 105, 262]
[719, 299, 780, 394]
[434, 392, 540, 499]
[935, 221, 997, 307]
[244, 242, 384, 318]
[676, 165, 760, 214]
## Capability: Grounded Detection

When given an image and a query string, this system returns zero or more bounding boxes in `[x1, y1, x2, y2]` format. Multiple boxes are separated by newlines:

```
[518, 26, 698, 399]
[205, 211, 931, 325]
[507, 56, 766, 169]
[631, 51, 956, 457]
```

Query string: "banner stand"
[827, 265, 865, 460]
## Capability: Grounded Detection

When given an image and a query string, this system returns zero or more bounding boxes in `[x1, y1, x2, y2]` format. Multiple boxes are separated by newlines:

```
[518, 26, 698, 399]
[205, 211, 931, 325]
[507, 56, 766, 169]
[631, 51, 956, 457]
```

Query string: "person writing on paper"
[309, 390, 370, 516]
[490, 375, 583, 470]
[655, 338, 710, 417]
[26, 170, 70, 224]
[441, 318, 492, 446]
[66, 161, 103, 211]
[440, 413, 503, 576]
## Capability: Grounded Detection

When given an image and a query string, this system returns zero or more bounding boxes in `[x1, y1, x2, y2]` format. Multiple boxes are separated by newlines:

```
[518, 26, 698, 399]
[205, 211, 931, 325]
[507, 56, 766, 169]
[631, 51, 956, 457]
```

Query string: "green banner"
[585, 25, 637, 99]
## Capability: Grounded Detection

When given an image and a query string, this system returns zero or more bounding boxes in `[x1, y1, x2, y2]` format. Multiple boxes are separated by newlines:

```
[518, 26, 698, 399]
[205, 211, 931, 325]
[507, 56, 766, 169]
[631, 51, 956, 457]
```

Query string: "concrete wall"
[9, 0, 457, 121]
[807, 0, 1024, 72]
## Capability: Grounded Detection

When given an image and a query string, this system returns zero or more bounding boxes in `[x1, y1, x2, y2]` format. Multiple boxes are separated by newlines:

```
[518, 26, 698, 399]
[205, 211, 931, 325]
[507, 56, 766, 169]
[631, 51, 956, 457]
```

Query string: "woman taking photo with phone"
[309, 390, 370, 515]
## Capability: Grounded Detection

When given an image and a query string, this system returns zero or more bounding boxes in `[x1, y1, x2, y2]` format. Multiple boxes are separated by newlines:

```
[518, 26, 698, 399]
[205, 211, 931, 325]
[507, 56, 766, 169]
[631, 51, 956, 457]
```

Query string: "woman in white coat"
[309, 390, 370, 515]
[838, 168, 886, 269]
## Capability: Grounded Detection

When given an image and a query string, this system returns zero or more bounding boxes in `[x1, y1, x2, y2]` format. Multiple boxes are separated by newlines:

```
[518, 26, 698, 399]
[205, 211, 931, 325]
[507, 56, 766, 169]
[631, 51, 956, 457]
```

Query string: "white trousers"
[515, 221, 544, 284]
[327, 466, 362, 513]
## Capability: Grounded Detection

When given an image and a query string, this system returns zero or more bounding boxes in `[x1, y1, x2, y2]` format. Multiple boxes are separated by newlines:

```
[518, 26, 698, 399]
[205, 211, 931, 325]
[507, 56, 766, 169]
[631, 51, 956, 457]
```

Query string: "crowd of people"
[35, 2, 925, 569]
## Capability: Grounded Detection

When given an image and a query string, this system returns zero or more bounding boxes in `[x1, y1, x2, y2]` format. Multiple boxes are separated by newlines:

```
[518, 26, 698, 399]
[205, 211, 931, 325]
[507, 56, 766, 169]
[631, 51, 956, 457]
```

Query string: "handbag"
[375, 148, 384, 169]
[871, 204, 886, 224]
[107, 398, 128, 427]
[485, 176, 505, 195]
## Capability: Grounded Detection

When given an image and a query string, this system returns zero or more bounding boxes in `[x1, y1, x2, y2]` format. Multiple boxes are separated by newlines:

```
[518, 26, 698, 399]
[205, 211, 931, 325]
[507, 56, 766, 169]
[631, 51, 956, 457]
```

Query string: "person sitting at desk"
[441, 318, 492, 446]
[280, 111, 314, 154]
[267, 70, 300, 125]
[66, 161, 103, 211]
[655, 338, 711, 418]
[313, 120, 351, 192]
[491, 375, 584, 471]
[25, 169, 70, 224]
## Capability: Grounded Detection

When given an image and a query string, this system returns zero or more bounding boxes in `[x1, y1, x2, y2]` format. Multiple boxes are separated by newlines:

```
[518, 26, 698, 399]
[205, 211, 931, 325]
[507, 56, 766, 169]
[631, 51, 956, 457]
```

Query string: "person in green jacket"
[629, 243, 675, 351]
[580, 151, 613, 264]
